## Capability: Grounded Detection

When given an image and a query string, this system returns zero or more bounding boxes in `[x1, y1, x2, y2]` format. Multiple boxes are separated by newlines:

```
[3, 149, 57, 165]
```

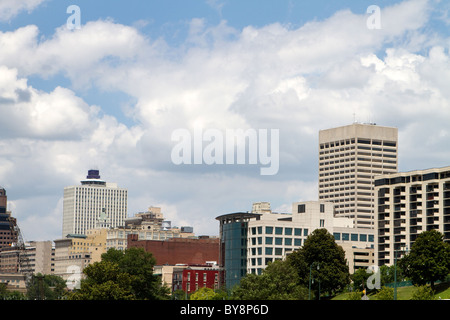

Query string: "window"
[265, 247, 273, 255]
[294, 228, 302, 236]
[265, 227, 273, 234]
[285, 228, 292, 236]
[275, 237, 283, 245]
[334, 233, 341, 240]
[285, 238, 292, 246]
[320, 204, 325, 213]
[294, 238, 302, 246]
[351, 234, 358, 241]
[275, 248, 283, 256]
[320, 219, 325, 227]
[275, 227, 283, 235]
[265, 237, 273, 245]
[298, 204, 306, 213]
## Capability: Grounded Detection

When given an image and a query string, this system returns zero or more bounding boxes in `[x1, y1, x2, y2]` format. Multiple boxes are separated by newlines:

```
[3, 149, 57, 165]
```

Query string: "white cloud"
[2, 0, 450, 240]
[0, 0, 46, 22]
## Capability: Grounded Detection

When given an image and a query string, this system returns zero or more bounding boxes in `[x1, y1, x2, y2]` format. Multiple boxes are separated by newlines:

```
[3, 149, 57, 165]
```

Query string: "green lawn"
[331, 282, 450, 300]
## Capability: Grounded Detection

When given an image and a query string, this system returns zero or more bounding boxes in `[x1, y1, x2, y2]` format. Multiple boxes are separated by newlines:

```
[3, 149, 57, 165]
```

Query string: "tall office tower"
[62, 170, 128, 237]
[318, 123, 398, 229]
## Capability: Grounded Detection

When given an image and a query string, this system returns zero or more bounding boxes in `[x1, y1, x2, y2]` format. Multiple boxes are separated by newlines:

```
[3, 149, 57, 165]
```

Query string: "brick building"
[127, 234, 219, 265]
[172, 264, 223, 294]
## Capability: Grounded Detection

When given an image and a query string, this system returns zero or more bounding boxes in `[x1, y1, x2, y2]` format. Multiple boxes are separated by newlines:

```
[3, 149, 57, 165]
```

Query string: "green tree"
[351, 268, 371, 292]
[411, 285, 435, 300]
[376, 286, 394, 300]
[288, 228, 350, 299]
[67, 247, 169, 300]
[27, 274, 66, 300]
[67, 260, 134, 300]
[399, 230, 450, 291]
[231, 259, 308, 300]
[101, 247, 170, 299]
[190, 287, 216, 300]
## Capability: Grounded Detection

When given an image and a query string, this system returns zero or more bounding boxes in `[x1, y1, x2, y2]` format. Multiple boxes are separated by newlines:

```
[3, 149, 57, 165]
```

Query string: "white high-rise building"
[62, 170, 128, 237]
[318, 123, 398, 229]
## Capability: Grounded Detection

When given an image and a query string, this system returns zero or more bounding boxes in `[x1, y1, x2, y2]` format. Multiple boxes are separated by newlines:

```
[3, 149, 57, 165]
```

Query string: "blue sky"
[1, 0, 450, 241]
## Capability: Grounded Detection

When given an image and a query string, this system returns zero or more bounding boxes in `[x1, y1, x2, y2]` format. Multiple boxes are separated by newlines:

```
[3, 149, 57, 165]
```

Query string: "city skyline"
[1, 0, 450, 242]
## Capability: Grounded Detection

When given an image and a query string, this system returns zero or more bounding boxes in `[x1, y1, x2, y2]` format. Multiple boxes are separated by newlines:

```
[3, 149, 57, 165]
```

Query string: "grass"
[331, 281, 450, 300]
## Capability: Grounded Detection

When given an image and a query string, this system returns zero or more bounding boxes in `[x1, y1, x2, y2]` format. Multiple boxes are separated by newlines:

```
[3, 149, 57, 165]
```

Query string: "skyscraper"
[318, 123, 398, 228]
[62, 170, 128, 237]
[0, 187, 18, 251]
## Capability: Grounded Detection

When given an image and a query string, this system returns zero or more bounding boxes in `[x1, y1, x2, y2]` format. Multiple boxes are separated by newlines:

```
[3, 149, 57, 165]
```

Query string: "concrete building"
[106, 206, 195, 251]
[216, 201, 374, 289]
[62, 169, 128, 237]
[374, 165, 450, 266]
[53, 235, 91, 287]
[0, 241, 54, 275]
[319, 123, 398, 229]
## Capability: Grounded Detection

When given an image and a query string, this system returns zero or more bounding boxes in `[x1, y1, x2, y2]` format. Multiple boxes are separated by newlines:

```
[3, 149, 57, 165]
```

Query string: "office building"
[0, 187, 18, 251]
[319, 123, 398, 228]
[375, 165, 450, 266]
[216, 201, 374, 289]
[62, 169, 128, 237]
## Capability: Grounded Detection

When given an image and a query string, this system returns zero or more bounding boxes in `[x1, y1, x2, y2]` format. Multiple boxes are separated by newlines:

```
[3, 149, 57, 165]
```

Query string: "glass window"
[285, 238, 292, 246]
[275, 248, 283, 256]
[265, 227, 273, 234]
[342, 233, 349, 241]
[265, 237, 273, 245]
[285, 228, 292, 235]
[275, 227, 283, 235]
[275, 237, 283, 245]
[304, 229, 309, 236]
[265, 247, 273, 255]
[351, 234, 358, 241]
[294, 238, 302, 246]
[334, 233, 341, 241]
[294, 228, 302, 236]
[360, 234, 367, 242]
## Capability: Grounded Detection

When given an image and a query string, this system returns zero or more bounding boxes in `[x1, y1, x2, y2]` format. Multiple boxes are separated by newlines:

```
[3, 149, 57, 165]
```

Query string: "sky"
[1, 0, 450, 241]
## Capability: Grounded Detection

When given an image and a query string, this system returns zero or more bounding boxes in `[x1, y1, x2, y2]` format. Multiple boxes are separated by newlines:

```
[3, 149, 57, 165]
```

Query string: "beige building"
[319, 123, 398, 229]
[375, 165, 450, 266]
[62, 169, 128, 237]
[53, 230, 107, 287]
[107, 207, 194, 251]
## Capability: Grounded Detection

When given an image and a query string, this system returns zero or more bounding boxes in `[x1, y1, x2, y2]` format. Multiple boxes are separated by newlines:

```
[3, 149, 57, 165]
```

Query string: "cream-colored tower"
[62, 170, 128, 237]
[319, 123, 398, 228]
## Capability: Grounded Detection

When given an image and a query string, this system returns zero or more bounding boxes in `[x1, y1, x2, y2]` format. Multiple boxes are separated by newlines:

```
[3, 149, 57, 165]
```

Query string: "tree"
[288, 228, 350, 299]
[101, 247, 170, 300]
[351, 268, 371, 292]
[190, 287, 216, 300]
[67, 247, 170, 300]
[411, 285, 435, 300]
[27, 274, 66, 300]
[231, 259, 308, 300]
[67, 260, 134, 300]
[399, 230, 450, 291]
[376, 286, 394, 300]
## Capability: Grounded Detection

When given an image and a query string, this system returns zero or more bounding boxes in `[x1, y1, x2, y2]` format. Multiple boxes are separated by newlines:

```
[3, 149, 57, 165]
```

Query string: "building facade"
[0, 187, 18, 251]
[319, 123, 398, 229]
[216, 201, 375, 289]
[171, 264, 223, 295]
[375, 166, 450, 266]
[62, 169, 128, 237]
[127, 234, 220, 266]
[106, 207, 194, 251]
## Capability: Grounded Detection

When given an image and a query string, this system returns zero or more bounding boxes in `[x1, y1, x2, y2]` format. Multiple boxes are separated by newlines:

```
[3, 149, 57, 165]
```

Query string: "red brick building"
[172, 265, 223, 294]
[127, 234, 220, 265]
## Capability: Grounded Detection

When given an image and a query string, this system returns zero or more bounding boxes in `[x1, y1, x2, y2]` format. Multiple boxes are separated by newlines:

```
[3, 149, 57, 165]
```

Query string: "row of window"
[250, 226, 308, 237]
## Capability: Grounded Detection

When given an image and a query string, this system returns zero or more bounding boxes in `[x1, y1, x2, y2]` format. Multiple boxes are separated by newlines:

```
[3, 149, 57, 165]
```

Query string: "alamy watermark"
[66, 5, 81, 30]
[366, 265, 381, 290]
[66, 265, 82, 290]
[367, 5, 381, 30]
[171, 128, 279, 175]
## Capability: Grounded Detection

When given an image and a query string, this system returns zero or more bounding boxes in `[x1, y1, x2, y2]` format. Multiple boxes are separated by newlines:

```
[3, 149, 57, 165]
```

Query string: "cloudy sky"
[1, 0, 450, 241]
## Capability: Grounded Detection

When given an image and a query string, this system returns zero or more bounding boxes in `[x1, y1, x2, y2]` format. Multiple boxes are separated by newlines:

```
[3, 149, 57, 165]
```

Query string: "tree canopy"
[399, 230, 450, 290]
[67, 247, 169, 300]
